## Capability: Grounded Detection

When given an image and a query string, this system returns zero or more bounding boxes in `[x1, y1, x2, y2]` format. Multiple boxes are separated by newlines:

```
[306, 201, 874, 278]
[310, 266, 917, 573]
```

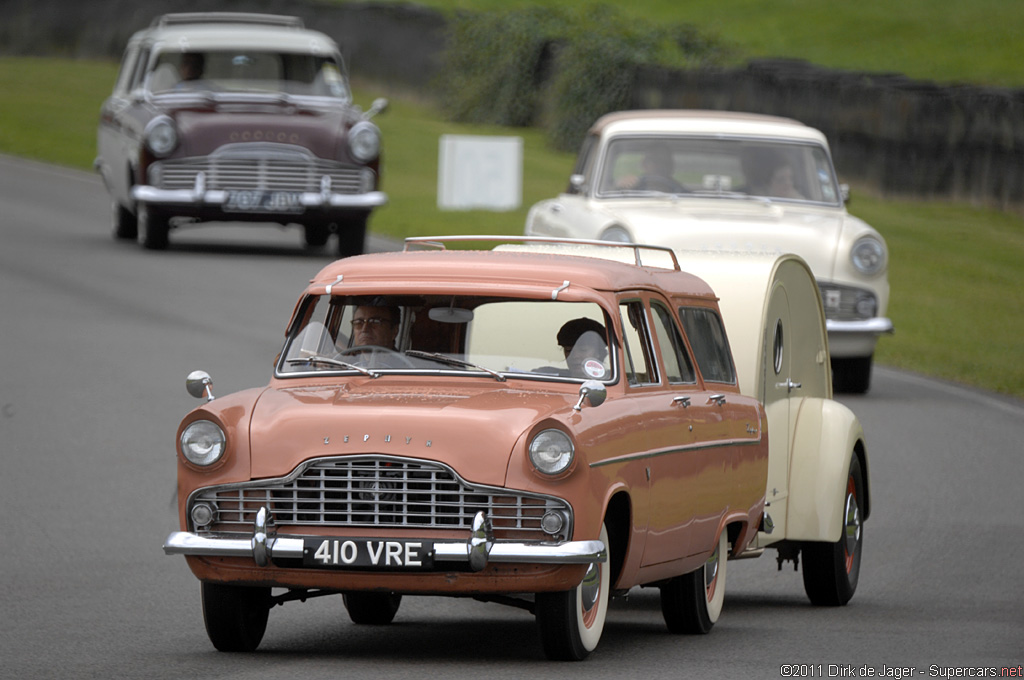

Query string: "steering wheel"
[338, 345, 417, 369]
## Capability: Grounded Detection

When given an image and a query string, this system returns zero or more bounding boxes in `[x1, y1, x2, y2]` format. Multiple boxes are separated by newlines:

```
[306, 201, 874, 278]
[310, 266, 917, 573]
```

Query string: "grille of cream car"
[190, 456, 570, 540]
[818, 282, 878, 321]
[152, 157, 371, 193]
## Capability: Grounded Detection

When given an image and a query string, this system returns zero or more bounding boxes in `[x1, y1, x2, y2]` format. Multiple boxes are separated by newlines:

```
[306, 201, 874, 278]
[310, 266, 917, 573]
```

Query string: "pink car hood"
[248, 380, 574, 486]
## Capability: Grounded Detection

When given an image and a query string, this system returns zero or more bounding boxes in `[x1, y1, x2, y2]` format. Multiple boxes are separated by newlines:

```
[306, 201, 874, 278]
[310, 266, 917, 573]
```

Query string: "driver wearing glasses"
[337, 304, 406, 369]
[351, 305, 400, 350]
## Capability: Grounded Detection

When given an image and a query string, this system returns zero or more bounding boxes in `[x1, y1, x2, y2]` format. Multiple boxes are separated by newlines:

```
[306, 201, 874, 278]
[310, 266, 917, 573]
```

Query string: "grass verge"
[2, 56, 1021, 398]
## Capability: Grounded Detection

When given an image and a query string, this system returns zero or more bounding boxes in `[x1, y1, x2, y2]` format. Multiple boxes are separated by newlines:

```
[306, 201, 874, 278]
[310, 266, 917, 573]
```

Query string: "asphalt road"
[2, 155, 1021, 679]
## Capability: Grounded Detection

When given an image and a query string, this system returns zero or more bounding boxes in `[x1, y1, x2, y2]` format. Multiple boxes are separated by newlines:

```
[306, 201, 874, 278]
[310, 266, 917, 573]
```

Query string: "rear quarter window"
[678, 307, 736, 384]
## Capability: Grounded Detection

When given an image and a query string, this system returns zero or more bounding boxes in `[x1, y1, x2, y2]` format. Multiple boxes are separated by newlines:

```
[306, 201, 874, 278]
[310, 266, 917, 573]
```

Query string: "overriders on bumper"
[163, 508, 606, 571]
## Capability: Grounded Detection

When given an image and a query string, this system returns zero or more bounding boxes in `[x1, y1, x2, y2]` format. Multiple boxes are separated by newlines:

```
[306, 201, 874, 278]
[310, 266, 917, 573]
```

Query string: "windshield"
[278, 295, 613, 382]
[597, 136, 840, 204]
[147, 50, 350, 99]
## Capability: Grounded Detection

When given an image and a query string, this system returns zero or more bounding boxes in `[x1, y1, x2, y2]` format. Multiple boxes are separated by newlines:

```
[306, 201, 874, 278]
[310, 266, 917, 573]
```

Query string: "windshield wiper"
[404, 350, 506, 382]
[286, 354, 379, 378]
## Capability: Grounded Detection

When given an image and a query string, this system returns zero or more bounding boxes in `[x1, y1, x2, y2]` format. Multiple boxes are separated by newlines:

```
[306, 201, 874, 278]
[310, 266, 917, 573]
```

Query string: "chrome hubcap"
[580, 561, 601, 614]
[844, 488, 861, 557]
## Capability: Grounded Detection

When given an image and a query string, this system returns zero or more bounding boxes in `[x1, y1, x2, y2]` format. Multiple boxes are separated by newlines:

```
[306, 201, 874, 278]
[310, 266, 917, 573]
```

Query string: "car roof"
[590, 109, 828, 144]
[130, 13, 339, 54]
[305, 242, 718, 301]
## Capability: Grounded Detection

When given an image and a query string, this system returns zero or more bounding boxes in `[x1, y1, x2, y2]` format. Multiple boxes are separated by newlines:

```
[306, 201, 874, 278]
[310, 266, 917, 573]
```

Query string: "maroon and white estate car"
[96, 13, 387, 255]
[164, 237, 870, 660]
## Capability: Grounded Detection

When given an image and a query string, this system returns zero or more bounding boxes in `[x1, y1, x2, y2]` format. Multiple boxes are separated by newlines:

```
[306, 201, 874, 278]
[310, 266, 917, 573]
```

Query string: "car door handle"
[775, 379, 802, 393]
[672, 395, 691, 408]
[707, 394, 726, 406]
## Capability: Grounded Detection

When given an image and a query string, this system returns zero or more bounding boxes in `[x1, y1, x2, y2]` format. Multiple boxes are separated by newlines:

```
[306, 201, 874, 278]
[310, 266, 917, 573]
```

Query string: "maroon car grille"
[190, 456, 571, 540]
[152, 157, 370, 193]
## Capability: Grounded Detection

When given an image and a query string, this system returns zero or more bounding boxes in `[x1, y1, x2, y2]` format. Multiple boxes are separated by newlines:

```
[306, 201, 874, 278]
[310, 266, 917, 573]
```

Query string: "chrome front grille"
[818, 282, 878, 321]
[152, 156, 371, 193]
[191, 456, 570, 540]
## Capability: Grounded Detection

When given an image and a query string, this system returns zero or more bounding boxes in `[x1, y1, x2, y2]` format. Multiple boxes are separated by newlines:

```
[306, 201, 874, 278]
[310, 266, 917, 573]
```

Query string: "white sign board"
[438, 135, 522, 211]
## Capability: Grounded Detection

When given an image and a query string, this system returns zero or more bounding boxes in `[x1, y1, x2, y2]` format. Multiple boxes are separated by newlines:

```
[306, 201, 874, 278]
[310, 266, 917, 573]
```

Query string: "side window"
[679, 307, 736, 384]
[129, 47, 151, 90]
[651, 302, 695, 384]
[113, 47, 139, 94]
[619, 300, 657, 386]
[568, 134, 598, 194]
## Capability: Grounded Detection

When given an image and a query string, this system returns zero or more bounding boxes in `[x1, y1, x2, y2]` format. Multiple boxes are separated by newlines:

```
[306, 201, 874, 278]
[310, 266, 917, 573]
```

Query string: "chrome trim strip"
[163, 531, 607, 565]
[590, 436, 763, 468]
[826, 317, 894, 335]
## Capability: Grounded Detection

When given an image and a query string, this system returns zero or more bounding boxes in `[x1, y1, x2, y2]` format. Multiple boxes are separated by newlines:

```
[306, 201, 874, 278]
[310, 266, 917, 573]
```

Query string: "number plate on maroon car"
[303, 538, 434, 569]
[225, 190, 304, 213]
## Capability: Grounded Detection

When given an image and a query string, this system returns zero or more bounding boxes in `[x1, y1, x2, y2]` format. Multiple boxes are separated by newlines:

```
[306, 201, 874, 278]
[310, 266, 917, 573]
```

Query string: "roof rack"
[403, 235, 681, 271]
[151, 13, 305, 30]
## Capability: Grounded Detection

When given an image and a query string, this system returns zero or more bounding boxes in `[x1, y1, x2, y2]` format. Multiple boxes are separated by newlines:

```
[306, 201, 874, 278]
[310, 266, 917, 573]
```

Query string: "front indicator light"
[190, 502, 216, 528]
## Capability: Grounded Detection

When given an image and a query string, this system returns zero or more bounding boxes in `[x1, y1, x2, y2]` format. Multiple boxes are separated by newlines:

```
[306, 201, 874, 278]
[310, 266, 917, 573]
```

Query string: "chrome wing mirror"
[186, 370, 215, 402]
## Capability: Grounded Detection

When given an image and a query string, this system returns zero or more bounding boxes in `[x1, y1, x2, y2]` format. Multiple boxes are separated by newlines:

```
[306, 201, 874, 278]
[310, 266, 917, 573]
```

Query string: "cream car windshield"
[147, 50, 350, 99]
[278, 295, 613, 382]
[598, 136, 841, 204]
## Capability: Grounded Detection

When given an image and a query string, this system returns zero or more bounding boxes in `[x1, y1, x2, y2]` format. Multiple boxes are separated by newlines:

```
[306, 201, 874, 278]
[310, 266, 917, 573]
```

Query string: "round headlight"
[599, 225, 632, 243]
[529, 429, 575, 476]
[180, 420, 226, 467]
[348, 121, 381, 163]
[145, 117, 178, 157]
[851, 236, 886, 275]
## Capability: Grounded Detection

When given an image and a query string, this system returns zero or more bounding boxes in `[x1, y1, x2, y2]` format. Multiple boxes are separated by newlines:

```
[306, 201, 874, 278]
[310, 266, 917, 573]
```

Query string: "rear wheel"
[659, 530, 728, 634]
[342, 592, 402, 625]
[336, 214, 368, 258]
[112, 202, 137, 240]
[802, 456, 864, 605]
[535, 523, 610, 661]
[201, 582, 271, 652]
[139, 204, 170, 250]
[832, 355, 873, 394]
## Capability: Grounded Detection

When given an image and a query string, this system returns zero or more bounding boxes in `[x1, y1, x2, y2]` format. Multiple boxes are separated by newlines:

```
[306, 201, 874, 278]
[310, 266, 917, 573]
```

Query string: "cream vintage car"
[163, 237, 868, 660]
[525, 110, 893, 393]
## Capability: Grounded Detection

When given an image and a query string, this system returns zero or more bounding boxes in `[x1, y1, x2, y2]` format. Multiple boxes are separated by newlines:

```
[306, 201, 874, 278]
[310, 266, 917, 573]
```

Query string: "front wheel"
[343, 592, 402, 625]
[201, 582, 271, 652]
[336, 214, 368, 258]
[802, 456, 864, 605]
[535, 523, 610, 661]
[138, 204, 170, 250]
[303, 222, 331, 248]
[112, 201, 137, 240]
[659, 530, 728, 634]
[832, 355, 873, 394]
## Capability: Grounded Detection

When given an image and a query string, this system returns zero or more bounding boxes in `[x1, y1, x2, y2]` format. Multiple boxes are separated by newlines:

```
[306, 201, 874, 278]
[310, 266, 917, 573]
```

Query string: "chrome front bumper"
[164, 508, 606, 572]
[133, 185, 387, 210]
[826, 317, 894, 336]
